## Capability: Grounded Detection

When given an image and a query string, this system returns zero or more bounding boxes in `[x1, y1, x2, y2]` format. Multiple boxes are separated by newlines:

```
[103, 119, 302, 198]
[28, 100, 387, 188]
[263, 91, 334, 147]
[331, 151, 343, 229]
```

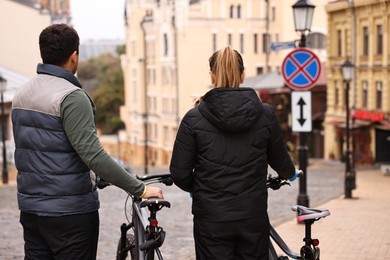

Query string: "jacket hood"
[198, 87, 263, 133]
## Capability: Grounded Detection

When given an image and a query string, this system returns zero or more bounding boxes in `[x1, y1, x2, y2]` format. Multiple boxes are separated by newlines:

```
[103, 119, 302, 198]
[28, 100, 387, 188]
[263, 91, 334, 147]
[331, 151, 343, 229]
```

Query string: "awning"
[242, 72, 286, 90]
[329, 120, 373, 129]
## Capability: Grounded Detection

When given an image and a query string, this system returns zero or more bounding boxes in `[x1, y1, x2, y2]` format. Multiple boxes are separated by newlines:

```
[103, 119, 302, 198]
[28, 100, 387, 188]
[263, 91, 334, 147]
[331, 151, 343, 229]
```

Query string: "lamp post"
[0, 74, 8, 184]
[341, 59, 355, 199]
[292, 0, 315, 207]
[140, 19, 149, 175]
[292, 0, 315, 48]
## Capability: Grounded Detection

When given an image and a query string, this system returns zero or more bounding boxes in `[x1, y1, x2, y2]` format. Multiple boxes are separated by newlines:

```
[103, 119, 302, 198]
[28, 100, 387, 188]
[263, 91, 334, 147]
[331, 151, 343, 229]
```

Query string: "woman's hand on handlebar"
[142, 186, 164, 199]
[289, 169, 303, 182]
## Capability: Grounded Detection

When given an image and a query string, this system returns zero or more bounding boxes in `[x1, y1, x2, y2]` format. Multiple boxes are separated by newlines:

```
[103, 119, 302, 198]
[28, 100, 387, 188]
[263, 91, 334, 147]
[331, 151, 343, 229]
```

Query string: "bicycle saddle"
[140, 198, 171, 209]
[291, 205, 330, 222]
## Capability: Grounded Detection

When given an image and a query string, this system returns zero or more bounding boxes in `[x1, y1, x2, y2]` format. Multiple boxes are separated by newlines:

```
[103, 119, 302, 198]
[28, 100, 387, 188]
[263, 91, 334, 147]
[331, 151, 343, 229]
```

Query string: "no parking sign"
[282, 48, 321, 91]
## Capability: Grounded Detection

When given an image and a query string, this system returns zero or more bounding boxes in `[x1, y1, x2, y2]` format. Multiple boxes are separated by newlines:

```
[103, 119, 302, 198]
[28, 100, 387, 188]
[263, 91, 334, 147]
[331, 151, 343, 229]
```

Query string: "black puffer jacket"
[170, 87, 295, 222]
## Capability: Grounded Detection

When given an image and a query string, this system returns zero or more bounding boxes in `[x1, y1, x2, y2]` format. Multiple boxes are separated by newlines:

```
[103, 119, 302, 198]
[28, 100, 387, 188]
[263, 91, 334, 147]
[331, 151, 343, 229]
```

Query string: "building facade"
[325, 0, 390, 165]
[121, 0, 329, 169]
[0, 0, 70, 78]
[0, 0, 70, 182]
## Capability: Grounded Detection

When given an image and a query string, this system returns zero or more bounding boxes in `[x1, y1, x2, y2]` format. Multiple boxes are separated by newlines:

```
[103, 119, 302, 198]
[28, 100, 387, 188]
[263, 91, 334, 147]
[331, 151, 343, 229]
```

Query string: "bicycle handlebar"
[136, 173, 173, 186]
[267, 171, 303, 190]
[266, 175, 291, 190]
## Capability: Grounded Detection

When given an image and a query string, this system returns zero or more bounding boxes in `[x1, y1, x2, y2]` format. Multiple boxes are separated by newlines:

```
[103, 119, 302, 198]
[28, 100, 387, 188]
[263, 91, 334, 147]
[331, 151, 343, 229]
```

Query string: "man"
[12, 24, 163, 260]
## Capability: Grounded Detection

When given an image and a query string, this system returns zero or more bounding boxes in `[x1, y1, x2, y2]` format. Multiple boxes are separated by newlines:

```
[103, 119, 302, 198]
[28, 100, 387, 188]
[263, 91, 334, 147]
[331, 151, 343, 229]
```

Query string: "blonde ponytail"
[209, 46, 244, 88]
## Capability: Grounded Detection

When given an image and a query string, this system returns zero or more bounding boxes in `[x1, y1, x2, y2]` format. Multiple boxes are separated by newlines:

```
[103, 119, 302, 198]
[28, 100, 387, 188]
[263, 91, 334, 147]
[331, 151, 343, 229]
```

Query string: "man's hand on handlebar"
[142, 186, 164, 199]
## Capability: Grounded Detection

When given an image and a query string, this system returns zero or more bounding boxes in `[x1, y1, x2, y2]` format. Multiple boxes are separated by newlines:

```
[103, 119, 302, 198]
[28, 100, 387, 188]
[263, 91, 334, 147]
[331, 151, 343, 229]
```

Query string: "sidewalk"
[273, 167, 390, 259]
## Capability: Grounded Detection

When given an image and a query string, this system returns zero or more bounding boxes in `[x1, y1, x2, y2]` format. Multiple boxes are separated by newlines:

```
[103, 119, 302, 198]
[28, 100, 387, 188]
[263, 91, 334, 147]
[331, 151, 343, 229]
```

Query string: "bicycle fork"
[118, 222, 133, 259]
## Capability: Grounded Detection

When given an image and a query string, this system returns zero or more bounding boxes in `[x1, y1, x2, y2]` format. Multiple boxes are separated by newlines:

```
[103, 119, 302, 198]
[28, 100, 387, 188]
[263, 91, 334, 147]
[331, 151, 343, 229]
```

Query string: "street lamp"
[341, 59, 355, 199]
[0, 74, 8, 184]
[292, 0, 315, 47]
[292, 0, 315, 207]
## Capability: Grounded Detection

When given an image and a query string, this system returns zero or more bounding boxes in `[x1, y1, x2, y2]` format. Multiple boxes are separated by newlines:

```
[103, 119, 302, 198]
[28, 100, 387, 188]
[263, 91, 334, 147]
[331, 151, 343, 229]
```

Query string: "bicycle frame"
[116, 174, 172, 260]
[267, 175, 329, 260]
[132, 198, 165, 260]
[269, 225, 301, 259]
[132, 198, 150, 259]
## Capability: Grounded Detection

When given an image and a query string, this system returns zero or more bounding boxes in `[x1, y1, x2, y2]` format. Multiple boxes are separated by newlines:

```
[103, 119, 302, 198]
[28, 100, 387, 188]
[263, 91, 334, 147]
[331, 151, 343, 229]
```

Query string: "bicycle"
[267, 175, 330, 260]
[98, 173, 173, 260]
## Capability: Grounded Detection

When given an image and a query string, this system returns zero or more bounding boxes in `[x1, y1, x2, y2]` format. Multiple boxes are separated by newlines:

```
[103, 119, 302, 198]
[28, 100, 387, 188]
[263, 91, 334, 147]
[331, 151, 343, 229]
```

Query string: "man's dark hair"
[39, 23, 80, 66]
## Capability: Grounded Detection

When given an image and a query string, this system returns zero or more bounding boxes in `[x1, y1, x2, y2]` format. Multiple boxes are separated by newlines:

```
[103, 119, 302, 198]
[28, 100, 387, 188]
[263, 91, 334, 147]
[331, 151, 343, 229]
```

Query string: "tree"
[77, 53, 125, 134]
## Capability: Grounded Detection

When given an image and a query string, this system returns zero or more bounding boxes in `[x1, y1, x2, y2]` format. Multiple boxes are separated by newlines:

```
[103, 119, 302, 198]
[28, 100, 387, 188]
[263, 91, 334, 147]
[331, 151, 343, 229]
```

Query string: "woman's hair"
[209, 46, 244, 88]
[39, 23, 80, 66]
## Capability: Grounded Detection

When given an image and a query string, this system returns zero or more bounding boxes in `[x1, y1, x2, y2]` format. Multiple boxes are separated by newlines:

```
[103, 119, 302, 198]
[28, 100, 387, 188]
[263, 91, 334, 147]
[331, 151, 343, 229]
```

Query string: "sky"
[70, 0, 126, 41]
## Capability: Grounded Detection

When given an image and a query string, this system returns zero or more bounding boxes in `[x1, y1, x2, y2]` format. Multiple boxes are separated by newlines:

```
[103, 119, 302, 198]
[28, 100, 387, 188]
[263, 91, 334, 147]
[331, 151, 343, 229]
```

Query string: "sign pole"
[297, 37, 309, 208]
[297, 132, 309, 207]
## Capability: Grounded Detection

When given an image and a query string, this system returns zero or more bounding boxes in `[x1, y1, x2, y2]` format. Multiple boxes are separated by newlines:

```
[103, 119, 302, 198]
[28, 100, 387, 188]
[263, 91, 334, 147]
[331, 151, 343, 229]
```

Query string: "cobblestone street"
[0, 159, 344, 259]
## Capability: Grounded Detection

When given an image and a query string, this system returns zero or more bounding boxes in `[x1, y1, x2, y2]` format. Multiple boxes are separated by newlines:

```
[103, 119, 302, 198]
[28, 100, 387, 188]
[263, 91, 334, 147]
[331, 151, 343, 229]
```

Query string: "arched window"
[237, 5, 241, 18]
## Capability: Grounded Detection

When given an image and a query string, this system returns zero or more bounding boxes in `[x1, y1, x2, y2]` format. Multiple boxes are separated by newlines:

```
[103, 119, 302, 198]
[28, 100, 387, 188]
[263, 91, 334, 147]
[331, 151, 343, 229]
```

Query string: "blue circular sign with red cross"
[282, 48, 321, 91]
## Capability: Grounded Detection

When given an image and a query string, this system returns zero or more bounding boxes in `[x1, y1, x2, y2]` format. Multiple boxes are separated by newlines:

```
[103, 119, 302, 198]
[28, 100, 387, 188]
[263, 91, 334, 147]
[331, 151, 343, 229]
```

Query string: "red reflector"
[312, 239, 319, 247]
[150, 219, 158, 227]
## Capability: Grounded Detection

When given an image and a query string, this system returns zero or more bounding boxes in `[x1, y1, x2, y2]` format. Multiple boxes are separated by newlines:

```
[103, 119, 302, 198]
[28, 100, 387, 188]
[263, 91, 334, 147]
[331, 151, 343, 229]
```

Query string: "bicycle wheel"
[116, 233, 136, 260]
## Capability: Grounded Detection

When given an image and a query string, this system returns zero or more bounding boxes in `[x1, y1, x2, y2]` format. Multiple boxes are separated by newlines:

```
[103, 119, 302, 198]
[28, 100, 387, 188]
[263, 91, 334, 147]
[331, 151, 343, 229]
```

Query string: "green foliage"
[116, 44, 126, 55]
[77, 53, 125, 134]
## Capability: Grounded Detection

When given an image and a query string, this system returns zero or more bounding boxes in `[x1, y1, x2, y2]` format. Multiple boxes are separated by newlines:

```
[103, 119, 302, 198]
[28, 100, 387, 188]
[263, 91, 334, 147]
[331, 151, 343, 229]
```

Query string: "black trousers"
[20, 211, 99, 260]
[194, 216, 270, 260]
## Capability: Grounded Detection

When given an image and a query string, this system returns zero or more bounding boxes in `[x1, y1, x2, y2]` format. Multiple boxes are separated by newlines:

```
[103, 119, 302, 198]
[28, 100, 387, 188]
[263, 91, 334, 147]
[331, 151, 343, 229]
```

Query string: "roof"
[9, 0, 38, 9]
[241, 72, 285, 90]
[0, 66, 31, 102]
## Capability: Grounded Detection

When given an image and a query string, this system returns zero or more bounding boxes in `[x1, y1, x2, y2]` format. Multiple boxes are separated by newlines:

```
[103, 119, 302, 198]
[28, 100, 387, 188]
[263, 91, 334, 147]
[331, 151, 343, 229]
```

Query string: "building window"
[163, 33, 168, 56]
[257, 67, 263, 75]
[162, 98, 168, 113]
[230, 5, 234, 18]
[272, 7, 275, 21]
[154, 123, 158, 139]
[335, 80, 339, 106]
[228, 33, 232, 46]
[363, 26, 369, 56]
[131, 41, 136, 57]
[337, 30, 342, 57]
[376, 81, 382, 109]
[132, 68, 137, 102]
[60, 0, 64, 14]
[237, 5, 241, 18]
[163, 126, 169, 144]
[162, 66, 170, 85]
[262, 33, 270, 53]
[362, 80, 368, 108]
[212, 33, 217, 52]
[376, 25, 383, 55]
[240, 33, 244, 53]
[254, 33, 258, 53]
[307, 32, 326, 49]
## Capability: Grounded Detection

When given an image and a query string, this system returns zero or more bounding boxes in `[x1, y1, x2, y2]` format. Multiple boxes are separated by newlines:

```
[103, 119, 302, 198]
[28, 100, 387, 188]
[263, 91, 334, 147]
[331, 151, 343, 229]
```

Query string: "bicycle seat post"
[303, 219, 314, 246]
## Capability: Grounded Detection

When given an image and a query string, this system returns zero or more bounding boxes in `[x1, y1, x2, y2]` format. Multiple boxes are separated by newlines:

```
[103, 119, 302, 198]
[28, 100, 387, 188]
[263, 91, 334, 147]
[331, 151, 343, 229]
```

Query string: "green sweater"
[61, 90, 145, 197]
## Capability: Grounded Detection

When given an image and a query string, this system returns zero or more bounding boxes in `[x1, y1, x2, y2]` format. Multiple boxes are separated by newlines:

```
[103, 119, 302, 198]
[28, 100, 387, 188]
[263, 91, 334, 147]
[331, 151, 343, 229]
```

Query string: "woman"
[170, 46, 298, 259]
